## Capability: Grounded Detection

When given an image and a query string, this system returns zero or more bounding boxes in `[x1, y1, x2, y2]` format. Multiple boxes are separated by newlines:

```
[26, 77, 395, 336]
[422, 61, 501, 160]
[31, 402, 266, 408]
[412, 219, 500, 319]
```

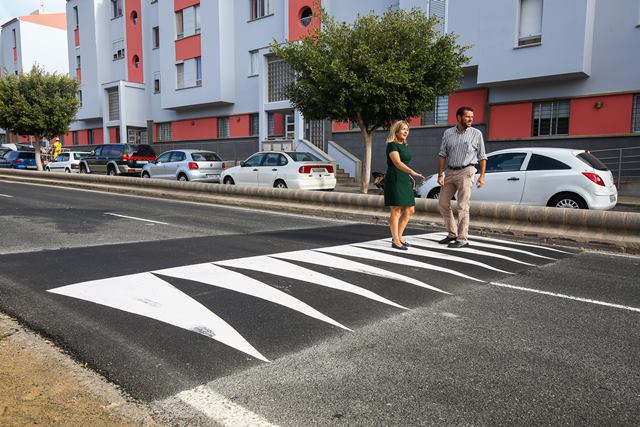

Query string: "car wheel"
[45, 166, 51, 172]
[107, 166, 117, 176]
[178, 174, 188, 182]
[427, 187, 441, 199]
[141, 172, 150, 178]
[65, 168, 71, 173]
[548, 193, 587, 209]
[223, 176, 235, 185]
[79, 164, 89, 174]
[274, 180, 287, 189]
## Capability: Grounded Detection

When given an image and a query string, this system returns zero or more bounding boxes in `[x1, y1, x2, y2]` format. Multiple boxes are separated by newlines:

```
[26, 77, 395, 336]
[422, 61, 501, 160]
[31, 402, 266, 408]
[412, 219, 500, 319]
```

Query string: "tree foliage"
[0, 65, 80, 170]
[272, 7, 469, 192]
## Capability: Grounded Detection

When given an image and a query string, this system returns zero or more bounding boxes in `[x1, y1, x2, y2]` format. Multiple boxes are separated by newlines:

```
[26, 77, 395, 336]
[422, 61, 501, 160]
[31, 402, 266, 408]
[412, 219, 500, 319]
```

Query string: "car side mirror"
[240, 161, 246, 167]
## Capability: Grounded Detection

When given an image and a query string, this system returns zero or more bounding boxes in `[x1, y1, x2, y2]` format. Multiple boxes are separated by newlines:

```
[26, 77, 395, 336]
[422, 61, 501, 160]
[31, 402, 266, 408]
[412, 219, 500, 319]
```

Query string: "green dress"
[384, 142, 415, 207]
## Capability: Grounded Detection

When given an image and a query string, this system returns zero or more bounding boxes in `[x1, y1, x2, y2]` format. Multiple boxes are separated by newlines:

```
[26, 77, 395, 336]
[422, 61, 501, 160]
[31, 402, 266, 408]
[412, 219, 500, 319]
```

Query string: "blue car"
[0, 151, 37, 169]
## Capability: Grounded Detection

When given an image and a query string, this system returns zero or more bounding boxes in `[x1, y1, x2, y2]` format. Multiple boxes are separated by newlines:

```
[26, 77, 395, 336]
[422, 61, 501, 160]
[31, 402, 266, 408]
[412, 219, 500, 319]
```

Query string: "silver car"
[141, 149, 225, 182]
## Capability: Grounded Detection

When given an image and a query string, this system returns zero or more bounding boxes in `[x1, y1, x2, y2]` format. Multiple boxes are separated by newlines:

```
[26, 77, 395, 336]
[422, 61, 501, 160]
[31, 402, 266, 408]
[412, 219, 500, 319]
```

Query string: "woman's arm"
[389, 151, 424, 178]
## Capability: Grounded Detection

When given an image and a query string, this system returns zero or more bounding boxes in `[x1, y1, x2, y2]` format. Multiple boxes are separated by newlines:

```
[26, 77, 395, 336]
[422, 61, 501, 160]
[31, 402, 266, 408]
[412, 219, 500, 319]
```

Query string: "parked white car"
[417, 147, 617, 210]
[141, 149, 225, 182]
[45, 151, 90, 173]
[221, 151, 336, 190]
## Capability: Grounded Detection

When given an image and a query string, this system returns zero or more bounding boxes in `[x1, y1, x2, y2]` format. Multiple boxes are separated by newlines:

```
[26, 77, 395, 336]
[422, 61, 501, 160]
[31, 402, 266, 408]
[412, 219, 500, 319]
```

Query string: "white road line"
[318, 245, 478, 285]
[155, 263, 350, 330]
[408, 236, 535, 266]
[48, 272, 269, 362]
[489, 282, 640, 313]
[216, 255, 406, 310]
[358, 240, 513, 274]
[177, 386, 278, 427]
[428, 231, 572, 254]
[105, 212, 169, 225]
[0, 193, 13, 197]
[420, 236, 554, 260]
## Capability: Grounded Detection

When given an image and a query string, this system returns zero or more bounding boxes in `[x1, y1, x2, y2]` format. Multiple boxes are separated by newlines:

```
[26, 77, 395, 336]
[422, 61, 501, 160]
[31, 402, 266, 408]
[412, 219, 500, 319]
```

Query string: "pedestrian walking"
[384, 120, 424, 250]
[436, 106, 487, 248]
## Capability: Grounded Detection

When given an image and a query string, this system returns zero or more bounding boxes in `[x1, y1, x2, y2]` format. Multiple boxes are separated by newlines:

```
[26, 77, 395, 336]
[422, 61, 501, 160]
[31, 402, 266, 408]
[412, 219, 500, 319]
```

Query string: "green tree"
[0, 65, 80, 171]
[272, 7, 469, 193]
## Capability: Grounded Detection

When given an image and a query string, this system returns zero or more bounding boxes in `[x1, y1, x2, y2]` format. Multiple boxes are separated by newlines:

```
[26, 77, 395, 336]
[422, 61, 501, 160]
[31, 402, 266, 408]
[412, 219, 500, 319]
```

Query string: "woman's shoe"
[401, 241, 411, 247]
[391, 242, 408, 251]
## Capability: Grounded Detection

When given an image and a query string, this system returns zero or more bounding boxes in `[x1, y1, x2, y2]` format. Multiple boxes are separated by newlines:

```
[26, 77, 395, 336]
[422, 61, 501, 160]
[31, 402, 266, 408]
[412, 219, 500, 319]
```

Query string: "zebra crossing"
[47, 232, 571, 363]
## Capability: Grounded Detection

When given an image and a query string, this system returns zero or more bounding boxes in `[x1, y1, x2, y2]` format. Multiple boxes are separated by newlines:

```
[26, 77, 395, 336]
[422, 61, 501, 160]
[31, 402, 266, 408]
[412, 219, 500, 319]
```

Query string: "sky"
[0, 0, 66, 26]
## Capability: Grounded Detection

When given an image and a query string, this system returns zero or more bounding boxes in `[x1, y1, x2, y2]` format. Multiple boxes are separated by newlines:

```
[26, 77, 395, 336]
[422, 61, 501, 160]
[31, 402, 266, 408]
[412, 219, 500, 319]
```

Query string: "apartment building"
[63, 0, 640, 174]
[0, 9, 68, 144]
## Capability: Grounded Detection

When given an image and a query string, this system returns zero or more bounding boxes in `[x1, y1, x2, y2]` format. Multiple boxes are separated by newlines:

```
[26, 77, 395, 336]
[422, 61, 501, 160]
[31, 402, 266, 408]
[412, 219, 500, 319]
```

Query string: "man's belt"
[448, 164, 475, 170]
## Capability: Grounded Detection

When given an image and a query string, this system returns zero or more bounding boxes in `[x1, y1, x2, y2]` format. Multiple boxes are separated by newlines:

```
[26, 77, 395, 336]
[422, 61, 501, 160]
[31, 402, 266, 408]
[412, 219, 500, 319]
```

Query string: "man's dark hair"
[456, 106, 474, 117]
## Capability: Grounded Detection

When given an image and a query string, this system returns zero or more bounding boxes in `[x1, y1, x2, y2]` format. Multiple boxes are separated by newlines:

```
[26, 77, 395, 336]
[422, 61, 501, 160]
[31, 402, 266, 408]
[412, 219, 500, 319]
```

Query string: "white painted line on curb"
[489, 282, 640, 313]
[105, 212, 169, 225]
[0, 193, 13, 197]
[177, 386, 278, 427]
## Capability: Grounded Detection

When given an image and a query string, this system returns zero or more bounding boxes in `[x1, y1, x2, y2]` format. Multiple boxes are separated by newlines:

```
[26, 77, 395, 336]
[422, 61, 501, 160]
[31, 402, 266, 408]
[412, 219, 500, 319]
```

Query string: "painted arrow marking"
[215, 256, 406, 310]
[357, 240, 513, 274]
[155, 263, 350, 331]
[48, 272, 269, 362]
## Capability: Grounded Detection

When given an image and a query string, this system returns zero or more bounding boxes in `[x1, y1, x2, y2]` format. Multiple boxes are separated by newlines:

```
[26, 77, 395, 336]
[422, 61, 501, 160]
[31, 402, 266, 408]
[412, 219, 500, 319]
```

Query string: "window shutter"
[176, 63, 185, 89]
[107, 87, 119, 121]
[519, 0, 543, 39]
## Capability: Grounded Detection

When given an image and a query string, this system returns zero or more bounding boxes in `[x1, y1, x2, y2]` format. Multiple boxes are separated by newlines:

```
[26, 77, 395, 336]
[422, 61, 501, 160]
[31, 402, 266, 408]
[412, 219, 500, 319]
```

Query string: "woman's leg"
[389, 206, 402, 245]
[398, 206, 415, 242]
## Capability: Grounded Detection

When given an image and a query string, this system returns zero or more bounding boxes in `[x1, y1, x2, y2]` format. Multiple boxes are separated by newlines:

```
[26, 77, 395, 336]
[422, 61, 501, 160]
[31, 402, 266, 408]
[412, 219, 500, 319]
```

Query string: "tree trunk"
[33, 139, 43, 172]
[359, 129, 373, 194]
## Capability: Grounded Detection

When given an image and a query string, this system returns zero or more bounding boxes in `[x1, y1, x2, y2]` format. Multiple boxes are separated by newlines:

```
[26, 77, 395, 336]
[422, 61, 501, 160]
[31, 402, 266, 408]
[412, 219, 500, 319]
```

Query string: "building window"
[12, 29, 16, 48]
[250, 0, 273, 20]
[429, 0, 447, 35]
[422, 96, 448, 126]
[157, 123, 172, 142]
[131, 10, 138, 25]
[153, 72, 160, 93]
[267, 56, 294, 102]
[175, 10, 184, 39]
[249, 50, 259, 76]
[194, 4, 200, 34]
[107, 87, 120, 121]
[196, 57, 202, 86]
[112, 39, 125, 60]
[250, 113, 259, 135]
[88, 128, 94, 145]
[532, 100, 569, 137]
[73, 6, 79, 29]
[518, 0, 543, 46]
[300, 7, 313, 27]
[111, 0, 123, 19]
[633, 94, 640, 133]
[76, 55, 81, 69]
[77, 90, 82, 107]
[72, 131, 79, 145]
[152, 26, 159, 48]
[176, 63, 185, 88]
[218, 117, 230, 138]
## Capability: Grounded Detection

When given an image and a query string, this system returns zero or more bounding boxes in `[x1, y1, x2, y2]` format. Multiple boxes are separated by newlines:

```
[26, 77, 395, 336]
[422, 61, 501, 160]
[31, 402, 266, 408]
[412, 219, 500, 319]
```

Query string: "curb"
[2, 169, 638, 253]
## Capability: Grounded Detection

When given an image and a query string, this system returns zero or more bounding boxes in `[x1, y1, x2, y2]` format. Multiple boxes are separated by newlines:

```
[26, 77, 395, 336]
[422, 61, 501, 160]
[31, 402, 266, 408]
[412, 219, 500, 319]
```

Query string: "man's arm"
[437, 155, 446, 186]
[476, 159, 486, 188]
[476, 131, 487, 188]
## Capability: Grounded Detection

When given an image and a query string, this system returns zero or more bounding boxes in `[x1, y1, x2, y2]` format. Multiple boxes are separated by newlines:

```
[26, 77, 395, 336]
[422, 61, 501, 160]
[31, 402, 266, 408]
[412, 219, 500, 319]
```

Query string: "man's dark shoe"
[438, 236, 457, 244]
[447, 240, 469, 248]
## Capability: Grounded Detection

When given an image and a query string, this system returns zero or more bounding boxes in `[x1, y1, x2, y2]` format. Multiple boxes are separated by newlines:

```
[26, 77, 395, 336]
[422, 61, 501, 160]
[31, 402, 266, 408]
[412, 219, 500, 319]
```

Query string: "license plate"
[137, 160, 148, 164]
[206, 174, 219, 178]
[609, 194, 616, 202]
[312, 168, 326, 173]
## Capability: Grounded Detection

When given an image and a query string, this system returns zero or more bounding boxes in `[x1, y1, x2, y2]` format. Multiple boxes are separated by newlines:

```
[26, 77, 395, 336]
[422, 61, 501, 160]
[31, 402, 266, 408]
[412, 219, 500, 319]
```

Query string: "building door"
[285, 114, 295, 140]
[306, 119, 326, 151]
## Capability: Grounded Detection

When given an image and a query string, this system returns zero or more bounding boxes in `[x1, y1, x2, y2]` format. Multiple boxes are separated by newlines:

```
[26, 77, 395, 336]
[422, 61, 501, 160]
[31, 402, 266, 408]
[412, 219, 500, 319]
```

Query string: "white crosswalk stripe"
[48, 234, 563, 362]
[430, 232, 572, 254]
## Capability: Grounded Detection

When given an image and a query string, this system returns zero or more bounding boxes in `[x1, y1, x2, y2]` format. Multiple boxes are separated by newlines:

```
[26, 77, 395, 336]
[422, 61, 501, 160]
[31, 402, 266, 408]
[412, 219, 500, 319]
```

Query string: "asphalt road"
[0, 181, 639, 426]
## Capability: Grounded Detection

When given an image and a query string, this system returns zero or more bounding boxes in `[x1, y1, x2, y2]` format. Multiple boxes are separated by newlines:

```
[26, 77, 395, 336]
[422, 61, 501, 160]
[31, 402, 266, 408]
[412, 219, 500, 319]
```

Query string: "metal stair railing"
[590, 146, 640, 185]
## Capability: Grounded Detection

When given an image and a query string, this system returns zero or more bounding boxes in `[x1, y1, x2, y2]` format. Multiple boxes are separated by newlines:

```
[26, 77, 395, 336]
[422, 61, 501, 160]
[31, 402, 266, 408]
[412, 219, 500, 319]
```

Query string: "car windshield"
[286, 152, 322, 162]
[73, 152, 90, 160]
[577, 152, 608, 171]
[192, 152, 221, 162]
[19, 152, 35, 159]
[130, 145, 156, 157]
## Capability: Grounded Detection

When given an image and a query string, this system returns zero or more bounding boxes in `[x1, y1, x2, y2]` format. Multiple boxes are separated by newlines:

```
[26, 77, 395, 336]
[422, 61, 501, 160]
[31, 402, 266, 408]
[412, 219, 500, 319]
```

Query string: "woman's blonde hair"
[386, 120, 410, 143]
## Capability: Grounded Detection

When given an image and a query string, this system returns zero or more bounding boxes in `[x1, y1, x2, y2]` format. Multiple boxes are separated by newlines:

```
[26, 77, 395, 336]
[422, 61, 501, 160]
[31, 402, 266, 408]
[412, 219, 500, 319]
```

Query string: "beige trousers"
[438, 166, 476, 243]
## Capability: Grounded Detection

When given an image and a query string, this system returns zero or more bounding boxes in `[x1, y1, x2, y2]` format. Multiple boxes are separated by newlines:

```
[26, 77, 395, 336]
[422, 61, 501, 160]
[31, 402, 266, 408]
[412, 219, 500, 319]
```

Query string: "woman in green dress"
[384, 120, 424, 250]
